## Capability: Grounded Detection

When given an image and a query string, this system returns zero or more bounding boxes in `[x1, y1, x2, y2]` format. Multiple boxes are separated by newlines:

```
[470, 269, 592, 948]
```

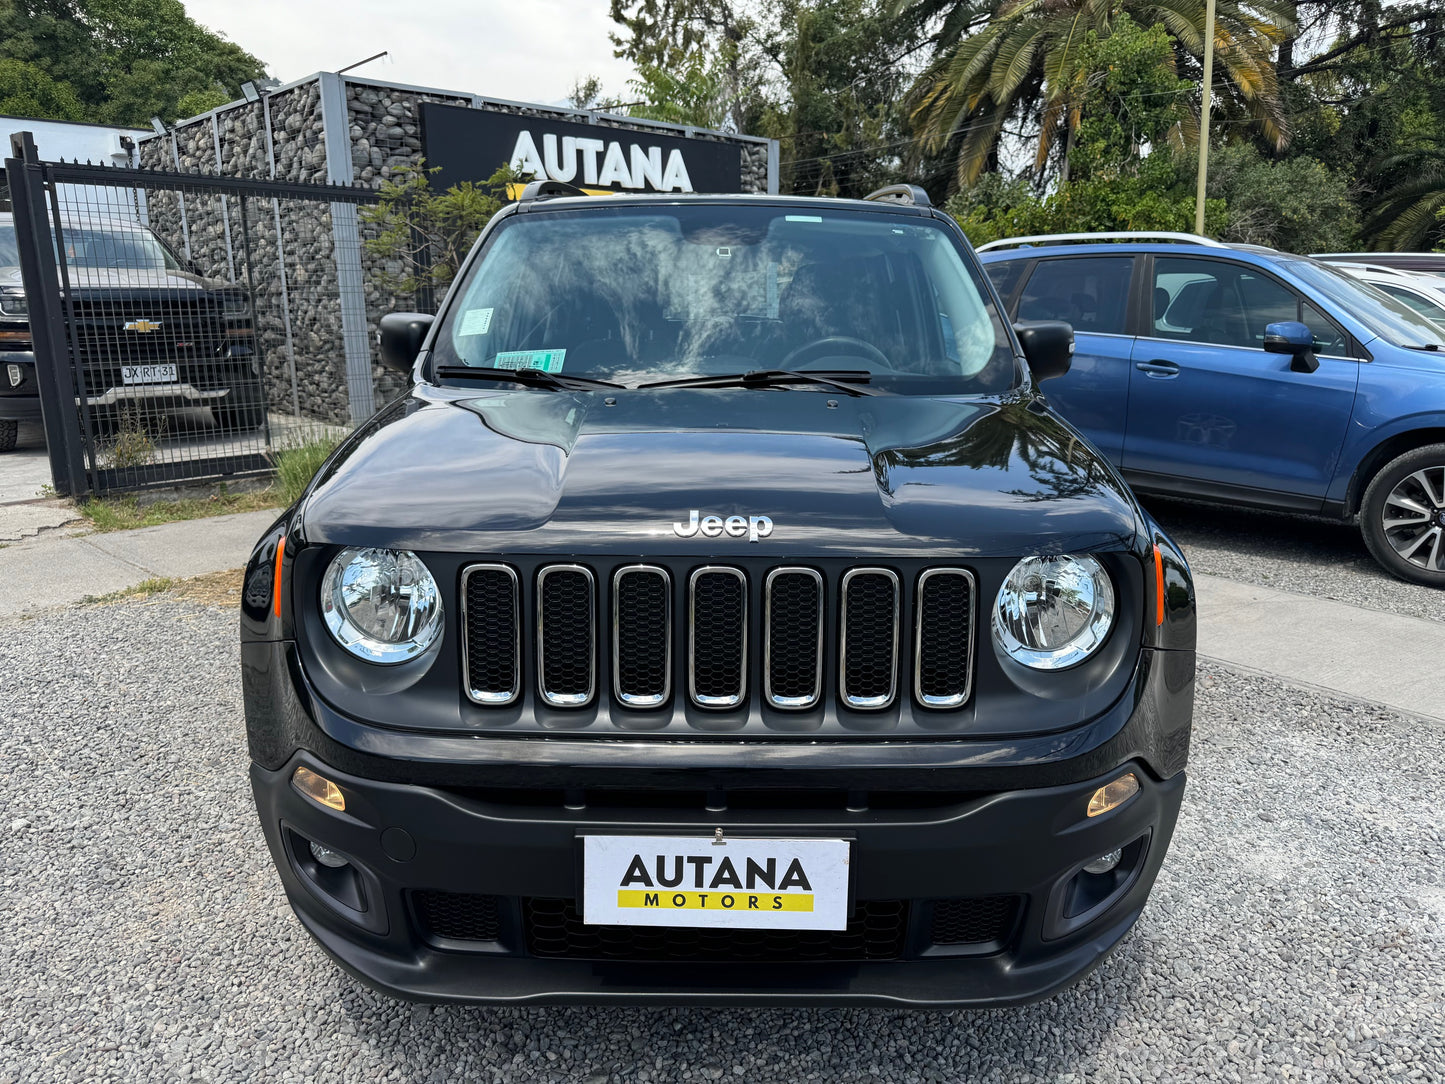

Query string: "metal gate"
[4, 132, 384, 497]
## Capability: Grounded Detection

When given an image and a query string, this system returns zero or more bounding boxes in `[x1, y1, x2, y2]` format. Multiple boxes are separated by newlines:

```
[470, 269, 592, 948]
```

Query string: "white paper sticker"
[582, 834, 851, 930]
[459, 307, 493, 335]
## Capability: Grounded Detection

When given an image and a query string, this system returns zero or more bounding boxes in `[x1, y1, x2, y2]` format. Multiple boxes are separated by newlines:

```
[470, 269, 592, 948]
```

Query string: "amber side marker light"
[1087, 773, 1139, 818]
[292, 766, 345, 812]
[1153, 545, 1166, 626]
[272, 536, 286, 618]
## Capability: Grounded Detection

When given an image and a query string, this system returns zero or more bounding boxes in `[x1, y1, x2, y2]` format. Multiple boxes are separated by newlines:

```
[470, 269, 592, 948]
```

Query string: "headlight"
[321, 547, 443, 663]
[0, 290, 27, 317]
[220, 292, 250, 317]
[992, 555, 1115, 670]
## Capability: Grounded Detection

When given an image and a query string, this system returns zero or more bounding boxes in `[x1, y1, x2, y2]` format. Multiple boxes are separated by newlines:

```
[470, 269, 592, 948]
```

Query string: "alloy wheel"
[1380, 466, 1445, 572]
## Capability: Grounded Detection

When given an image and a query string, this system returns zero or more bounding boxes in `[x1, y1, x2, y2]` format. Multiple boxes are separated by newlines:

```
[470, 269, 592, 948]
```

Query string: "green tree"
[1206, 143, 1357, 252]
[0, 57, 83, 120]
[360, 161, 520, 303]
[0, 0, 267, 125]
[901, 0, 1295, 189]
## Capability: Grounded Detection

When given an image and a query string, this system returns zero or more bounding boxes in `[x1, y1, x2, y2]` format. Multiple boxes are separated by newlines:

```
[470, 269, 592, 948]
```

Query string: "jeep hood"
[302, 386, 1140, 557]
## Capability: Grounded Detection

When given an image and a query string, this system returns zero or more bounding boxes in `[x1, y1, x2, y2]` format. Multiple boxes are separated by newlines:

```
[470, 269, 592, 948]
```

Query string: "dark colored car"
[980, 233, 1445, 587]
[0, 211, 262, 452]
[241, 187, 1196, 1008]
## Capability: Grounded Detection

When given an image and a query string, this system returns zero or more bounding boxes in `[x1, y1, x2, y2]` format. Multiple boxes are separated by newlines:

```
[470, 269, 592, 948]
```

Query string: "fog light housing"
[1087, 772, 1139, 817]
[309, 841, 349, 869]
[292, 766, 345, 811]
[1083, 848, 1122, 875]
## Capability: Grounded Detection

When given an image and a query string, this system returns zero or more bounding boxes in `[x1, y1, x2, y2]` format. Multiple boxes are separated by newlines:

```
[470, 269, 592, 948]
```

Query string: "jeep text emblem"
[124, 319, 161, 333]
[673, 510, 774, 543]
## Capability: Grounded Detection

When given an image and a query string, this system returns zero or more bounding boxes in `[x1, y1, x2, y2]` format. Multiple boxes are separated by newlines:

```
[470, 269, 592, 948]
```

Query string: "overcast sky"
[181, 0, 637, 106]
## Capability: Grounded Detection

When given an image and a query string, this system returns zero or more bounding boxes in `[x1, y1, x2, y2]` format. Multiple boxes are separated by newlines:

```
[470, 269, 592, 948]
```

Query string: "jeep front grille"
[460, 561, 977, 720]
[840, 569, 900, 709]
[688, 567, 747, 708]
[461, 564, 520, 705]
[537, 565, 595, 707]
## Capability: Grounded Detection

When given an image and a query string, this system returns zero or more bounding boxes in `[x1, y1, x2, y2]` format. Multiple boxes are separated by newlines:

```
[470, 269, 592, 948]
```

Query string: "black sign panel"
[419, 102, 743, 195]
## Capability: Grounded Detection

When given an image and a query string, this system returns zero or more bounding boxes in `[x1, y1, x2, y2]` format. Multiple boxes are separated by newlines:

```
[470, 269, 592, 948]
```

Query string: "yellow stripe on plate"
[617, 890, 814, 913]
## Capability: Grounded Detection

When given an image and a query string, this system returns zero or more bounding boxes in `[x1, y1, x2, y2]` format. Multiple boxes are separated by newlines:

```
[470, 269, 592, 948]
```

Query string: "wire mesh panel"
[20, 162, 379, 494]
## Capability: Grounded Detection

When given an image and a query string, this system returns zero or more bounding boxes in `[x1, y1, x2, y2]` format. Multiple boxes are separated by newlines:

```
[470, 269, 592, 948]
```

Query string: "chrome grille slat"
[460, 564, 521, 706]
[537, 565, 596, 708]
[688, 567, 747, 708]
[914, 569, 976, 709]
[764, 567, 823, 709]
[613, 566, 671, 708]
[840, 568, 900, 710]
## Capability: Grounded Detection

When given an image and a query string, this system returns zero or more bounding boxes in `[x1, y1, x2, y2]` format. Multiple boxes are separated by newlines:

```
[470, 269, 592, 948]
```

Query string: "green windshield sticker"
[785, 215, 822, 222]
[494, 349, 566, 373]
[459, 307, 493, 335]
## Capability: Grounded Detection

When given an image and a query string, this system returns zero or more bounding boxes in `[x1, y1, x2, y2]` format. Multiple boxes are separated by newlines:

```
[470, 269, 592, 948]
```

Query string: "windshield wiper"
[1403, 343, 1444, 351]
[434, 365, 623, 391]
[638, 369, 891, 396]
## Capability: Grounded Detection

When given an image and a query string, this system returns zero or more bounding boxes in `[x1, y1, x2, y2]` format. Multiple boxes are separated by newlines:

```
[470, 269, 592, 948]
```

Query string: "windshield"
[0, 225, 16, 267]
[431, 204, 1019, 394]
[1291, 260, 1445, 348]
[61, 225, 183, 271]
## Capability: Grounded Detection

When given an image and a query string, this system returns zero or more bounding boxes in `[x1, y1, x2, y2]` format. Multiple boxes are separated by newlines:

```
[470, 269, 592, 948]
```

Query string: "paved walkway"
[1, 511, 1440, 723]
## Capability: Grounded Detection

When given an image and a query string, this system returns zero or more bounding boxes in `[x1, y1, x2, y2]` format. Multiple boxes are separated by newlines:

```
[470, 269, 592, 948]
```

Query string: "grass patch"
[83, 576, 176, 604]
[77, 435, 342, 533]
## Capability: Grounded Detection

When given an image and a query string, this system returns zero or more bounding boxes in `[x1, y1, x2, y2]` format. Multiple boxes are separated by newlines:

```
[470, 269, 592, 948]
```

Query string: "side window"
[984, 260, 1026, 308]
[1016, 257, 1133, 334]
[1237, 272, 1298, 344]
[1300, 301, 1351, 356]
[1152, 258, 1249, 347]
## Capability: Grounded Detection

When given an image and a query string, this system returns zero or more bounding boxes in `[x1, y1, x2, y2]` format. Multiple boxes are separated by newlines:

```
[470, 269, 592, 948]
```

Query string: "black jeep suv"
[241, 188, 1195, 1007]
[0, 212, 262, 451]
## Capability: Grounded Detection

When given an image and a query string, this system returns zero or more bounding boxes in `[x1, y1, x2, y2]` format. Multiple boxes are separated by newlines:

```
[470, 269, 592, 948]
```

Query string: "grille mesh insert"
[539, 568, 594, 703]
[414, 891, 503, 942]
[928, 895, 1021, 946]
[842, 571, 898, 707]
[916, 571, 974, 707]
[615, 568, 670, 705]
[524, 898, 907, 962]
[766, 570, 822, 707]
[690, 570, 746, 705]
[463, 566, 518, 702]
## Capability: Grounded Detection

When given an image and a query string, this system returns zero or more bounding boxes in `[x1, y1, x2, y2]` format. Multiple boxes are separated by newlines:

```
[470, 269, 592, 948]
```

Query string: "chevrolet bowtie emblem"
[124, 319, 162, 333]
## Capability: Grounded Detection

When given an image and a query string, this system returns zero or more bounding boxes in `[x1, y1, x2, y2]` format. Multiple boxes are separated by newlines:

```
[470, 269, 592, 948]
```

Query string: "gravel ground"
[1142, 496, 1445, 625]
[2, 599, 1443, 1083]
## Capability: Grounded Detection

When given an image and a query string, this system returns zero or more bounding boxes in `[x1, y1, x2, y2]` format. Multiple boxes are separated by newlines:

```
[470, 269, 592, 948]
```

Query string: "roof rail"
[975, 231, 1226, 252]
[863, 184, 932, 208]
[517, 179, 587, 202]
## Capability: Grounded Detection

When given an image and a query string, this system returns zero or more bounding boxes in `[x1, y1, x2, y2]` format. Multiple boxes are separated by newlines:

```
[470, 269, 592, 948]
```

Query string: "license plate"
[121, 364, 177, 385]
[582, 834, 850, 931]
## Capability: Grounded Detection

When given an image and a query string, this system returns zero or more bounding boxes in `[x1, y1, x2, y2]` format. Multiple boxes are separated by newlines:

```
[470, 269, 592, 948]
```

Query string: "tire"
[0, 418, 16, 452]
[1359, 442, 1445, 588]
[215, 381, 266, 433]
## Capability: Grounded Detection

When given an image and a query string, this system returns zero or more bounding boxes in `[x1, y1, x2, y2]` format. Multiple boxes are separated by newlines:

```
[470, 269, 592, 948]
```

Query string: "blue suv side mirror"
[1263, 321, 1320, 373]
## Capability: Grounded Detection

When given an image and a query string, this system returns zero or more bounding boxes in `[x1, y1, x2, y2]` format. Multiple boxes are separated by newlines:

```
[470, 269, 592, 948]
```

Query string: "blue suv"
[979, 232, 1445, 587]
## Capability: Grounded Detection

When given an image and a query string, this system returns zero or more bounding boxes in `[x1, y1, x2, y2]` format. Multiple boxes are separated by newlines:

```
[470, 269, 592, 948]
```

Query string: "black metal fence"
[5, 132, 385, 497]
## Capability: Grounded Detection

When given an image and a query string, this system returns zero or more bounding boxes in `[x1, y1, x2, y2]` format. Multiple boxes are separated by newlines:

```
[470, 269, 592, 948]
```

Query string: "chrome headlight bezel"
[0, 289, 28, 317]
[992, 554, 1116, 671]
[320, 547, 443, 664]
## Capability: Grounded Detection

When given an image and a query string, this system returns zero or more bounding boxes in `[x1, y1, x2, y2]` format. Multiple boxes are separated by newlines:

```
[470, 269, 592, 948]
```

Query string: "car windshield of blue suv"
[430, 205, 1020, 394]
[1291, 259, 1445, 349]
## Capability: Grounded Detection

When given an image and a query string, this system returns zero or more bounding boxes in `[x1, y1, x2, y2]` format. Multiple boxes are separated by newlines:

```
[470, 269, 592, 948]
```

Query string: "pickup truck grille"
[462, 561, 976, 717]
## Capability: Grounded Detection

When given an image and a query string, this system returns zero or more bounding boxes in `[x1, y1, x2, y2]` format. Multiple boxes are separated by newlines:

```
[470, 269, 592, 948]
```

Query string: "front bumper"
[252, 749, 1185, 1007]
[0, 352, 41, 421]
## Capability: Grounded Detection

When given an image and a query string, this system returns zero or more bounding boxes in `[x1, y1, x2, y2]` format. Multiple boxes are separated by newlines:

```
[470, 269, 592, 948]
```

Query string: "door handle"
[1135, 359, 1180, 377]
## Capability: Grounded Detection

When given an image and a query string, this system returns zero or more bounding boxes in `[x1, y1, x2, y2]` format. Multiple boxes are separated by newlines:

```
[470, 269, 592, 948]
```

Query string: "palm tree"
[901, 0, 1295, 188]
[1366, 147, 1445, 251]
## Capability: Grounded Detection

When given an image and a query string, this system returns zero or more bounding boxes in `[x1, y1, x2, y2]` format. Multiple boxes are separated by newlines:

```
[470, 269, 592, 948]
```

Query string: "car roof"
[976, 239, 1292, 264]
[514, 191, 935, 219]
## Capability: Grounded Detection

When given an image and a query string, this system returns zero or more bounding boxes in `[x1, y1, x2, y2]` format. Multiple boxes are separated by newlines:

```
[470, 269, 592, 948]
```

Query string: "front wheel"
[0, 418, 16, 452]
[1360, 443, 1445, 587]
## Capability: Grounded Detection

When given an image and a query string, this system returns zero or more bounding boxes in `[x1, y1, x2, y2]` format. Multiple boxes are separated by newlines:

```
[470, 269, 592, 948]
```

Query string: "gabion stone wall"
[137, 75, 776, 426]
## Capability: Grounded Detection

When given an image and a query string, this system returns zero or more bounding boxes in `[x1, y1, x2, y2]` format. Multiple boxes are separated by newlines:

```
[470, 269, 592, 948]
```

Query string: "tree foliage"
[0, 0, 266, 126]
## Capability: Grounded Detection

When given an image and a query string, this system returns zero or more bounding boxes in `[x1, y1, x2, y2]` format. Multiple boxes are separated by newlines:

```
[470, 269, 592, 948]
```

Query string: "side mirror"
[1263, 320, 1319, 373]
[1014, 320, 1074, 382]
[377, 312, 434, 374]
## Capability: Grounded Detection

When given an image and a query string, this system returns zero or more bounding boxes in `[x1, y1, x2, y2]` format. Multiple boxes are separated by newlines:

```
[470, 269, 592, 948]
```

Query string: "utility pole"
[1194, 0, 1217, 235]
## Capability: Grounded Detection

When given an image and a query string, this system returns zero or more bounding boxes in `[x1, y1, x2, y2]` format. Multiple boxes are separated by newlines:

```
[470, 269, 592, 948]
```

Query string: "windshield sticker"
[785, 215, 823, 223]
[458, 307, 494, 336]
[494, 349, 566, 373]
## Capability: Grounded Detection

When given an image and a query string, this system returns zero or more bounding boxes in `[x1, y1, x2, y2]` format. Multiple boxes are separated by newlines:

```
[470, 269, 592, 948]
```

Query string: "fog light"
[6, 364, 20, 388]
[309, 841, 349, 869]
[292, 766, 345, 812]
[1083, 848, 1122, 875]
[1086, 773, 1139, 817]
